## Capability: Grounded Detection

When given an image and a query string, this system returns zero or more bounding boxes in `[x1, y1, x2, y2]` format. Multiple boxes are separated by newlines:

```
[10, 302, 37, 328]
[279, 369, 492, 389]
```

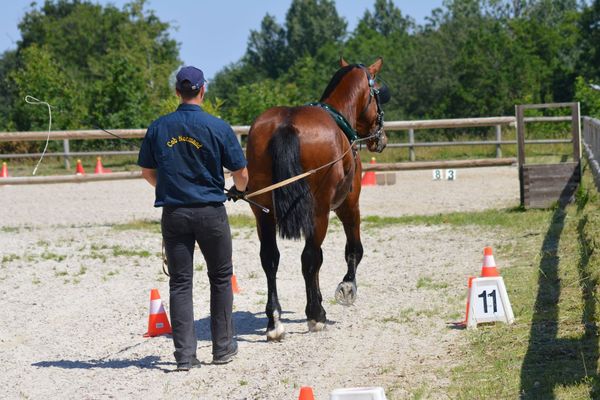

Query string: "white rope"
[24, 95, 53, 175]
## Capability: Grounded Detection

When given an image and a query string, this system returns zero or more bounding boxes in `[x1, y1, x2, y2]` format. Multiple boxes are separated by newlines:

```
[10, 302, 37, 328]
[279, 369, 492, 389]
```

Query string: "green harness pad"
[307, 102, 359, 142]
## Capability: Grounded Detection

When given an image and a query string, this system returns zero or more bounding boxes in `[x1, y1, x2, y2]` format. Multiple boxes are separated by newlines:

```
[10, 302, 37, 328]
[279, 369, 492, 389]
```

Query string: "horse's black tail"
[269, 124, 314, 240]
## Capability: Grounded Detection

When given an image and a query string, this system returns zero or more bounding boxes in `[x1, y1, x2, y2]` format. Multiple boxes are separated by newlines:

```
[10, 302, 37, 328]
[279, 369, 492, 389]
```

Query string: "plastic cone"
[1, 162, 8, 178]
[480, 246, 500, 277]
[94, 157, 105, 174]
[144, 288, 172, 337]
[361, 157, 376, 186]
[462, 276, 475, 325]
[75, 159, 85, 175]
[231, 272, 241, 294]
[298, 386, 315, 400]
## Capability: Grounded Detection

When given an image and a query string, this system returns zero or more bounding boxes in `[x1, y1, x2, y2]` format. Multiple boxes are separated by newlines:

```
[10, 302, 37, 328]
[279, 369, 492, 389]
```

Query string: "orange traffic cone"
[462, 276, 475, 325]
[94, 157, 105, 174]
[144, 288, 172, 337]
[480, 246, 500, 277]
[75, 159, 85, 175]
[1, 162, 8, 178]
[231, 270, 241, 294]
[298, 386, 315, 400]
[93, 157, 112, 174]
[361, 157, 376, 186]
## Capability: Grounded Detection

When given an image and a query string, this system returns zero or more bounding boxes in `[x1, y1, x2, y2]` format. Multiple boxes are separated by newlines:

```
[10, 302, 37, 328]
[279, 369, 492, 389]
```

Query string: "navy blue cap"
[176, 66, 205, 91]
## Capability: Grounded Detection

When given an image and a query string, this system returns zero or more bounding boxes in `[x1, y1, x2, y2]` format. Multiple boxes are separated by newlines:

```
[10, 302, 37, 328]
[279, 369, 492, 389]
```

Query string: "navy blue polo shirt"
[137, 103, 247, 207]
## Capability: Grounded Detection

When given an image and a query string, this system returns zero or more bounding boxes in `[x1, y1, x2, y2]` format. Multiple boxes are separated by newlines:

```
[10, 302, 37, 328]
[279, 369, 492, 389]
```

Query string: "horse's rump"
[268, 123, 315, 240]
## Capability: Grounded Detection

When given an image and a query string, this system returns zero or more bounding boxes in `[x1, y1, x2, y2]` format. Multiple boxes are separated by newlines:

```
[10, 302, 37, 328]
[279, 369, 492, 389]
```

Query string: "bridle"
[356, 64, 388, 146]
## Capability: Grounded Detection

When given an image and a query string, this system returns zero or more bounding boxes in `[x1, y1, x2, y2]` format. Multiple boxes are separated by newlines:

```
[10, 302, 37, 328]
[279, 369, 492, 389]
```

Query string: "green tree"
[10, 44, 85, 131]
[230, 80, 301, 125]
[0, 50, 18, 131]
[285, 0, 347, 60]
[4, 0, 179, 136]
[575, 77, 600, 118]
[361, 0, 414, 36]
[246, 14, 289, 78]
[579, 0, 600, 79]
[7, 44, 85, 153]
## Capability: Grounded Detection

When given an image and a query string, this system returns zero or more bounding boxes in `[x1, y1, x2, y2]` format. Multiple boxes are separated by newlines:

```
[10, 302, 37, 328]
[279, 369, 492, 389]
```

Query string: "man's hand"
[226, 186, 246, 202]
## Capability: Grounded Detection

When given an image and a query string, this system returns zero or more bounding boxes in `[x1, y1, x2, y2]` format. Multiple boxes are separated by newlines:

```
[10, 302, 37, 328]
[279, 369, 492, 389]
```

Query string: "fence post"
[495, 125, 502, 158]
[63, 139, 71, 170]
[408, 128, 415, 161]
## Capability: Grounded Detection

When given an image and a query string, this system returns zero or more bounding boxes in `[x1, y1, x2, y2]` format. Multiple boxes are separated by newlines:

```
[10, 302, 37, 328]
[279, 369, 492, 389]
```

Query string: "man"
[138, 66, 248, 371]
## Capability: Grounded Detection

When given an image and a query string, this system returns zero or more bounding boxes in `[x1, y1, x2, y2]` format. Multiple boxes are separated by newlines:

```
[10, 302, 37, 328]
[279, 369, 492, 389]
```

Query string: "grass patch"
[112, 245, 151, 258]
[416, 276, 449, 290]
[449, 162, 600, 399]
[0, 226, 20, 233]
[361, 207, 550, 229]
[112, 219, 161, 233]
[42, 251, 66, 262]
[229, 214, 256, 229]
[54, 269, 68, 277]
[2, 253, 20, 263]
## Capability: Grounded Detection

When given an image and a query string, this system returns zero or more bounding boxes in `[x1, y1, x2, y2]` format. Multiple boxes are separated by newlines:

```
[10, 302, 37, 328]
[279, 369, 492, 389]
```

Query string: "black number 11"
[478, 290, 498, 313]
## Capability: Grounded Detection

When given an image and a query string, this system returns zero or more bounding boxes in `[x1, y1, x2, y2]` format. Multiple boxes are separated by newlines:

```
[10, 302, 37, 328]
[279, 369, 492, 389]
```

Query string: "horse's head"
[334, 57, 390, 153]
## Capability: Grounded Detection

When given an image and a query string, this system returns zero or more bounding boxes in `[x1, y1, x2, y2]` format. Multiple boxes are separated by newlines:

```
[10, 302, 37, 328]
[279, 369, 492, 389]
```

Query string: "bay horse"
[245, 57, 390, 341]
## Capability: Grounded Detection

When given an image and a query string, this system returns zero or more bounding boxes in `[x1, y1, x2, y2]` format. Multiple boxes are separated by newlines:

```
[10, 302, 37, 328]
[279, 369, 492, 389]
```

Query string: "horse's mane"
[319, 64, 362, 102]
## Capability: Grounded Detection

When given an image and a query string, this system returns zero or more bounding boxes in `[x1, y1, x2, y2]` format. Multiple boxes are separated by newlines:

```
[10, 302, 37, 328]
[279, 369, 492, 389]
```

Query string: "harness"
[307, 64, 388, 144]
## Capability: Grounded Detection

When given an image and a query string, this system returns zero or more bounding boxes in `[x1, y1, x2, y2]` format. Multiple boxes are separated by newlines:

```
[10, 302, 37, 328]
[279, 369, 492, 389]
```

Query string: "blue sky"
[0, 0, 444, 79]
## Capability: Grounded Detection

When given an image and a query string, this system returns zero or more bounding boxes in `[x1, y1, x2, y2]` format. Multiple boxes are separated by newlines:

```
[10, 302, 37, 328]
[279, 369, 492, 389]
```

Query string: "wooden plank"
[520, 102, 578, 110]
[522, 163, 579, 178]
[0, 171, 142, 185]
[524, 175, 580, 186]
[524, 116, 573, 123]
[382, 117, 515, 131]
[526, 184, 579, 196]
[526, 191, 577, 208]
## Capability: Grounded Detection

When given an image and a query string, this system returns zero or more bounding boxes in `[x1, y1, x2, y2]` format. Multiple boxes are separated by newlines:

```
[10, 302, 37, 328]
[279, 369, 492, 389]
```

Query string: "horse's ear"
[339, 57, 349, 67]
[368, 57, 383, 76]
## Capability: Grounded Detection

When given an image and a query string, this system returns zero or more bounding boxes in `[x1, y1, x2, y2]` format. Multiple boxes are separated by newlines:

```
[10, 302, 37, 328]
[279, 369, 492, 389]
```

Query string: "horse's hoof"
[307, 320, 326, 332]
[266, 318, 285, 341]
[335, 281, 357, 306]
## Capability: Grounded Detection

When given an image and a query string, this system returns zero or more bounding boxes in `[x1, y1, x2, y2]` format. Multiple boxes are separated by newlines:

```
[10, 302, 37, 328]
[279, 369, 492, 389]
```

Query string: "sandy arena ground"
[0, 167, 519, 399]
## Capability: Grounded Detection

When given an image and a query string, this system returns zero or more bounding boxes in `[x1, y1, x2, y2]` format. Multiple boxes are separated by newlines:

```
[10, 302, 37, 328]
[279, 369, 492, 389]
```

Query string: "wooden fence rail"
[0, 116, 574, 165]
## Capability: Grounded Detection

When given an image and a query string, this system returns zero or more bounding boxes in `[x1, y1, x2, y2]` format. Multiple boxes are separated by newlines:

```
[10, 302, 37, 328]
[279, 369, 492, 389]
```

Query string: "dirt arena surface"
[0, 167, 519, 399]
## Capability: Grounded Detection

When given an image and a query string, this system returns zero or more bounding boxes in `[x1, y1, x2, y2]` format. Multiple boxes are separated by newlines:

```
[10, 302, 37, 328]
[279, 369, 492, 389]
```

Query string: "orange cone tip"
[231, 274, 241, 294]
[94, 157, 104, 174]
[362, 157, 376, 186]
[481, 246, 500, 277]
[75, 159, 85, 175]
[298, 386, 315, 400]
[1, 162, 7, 178]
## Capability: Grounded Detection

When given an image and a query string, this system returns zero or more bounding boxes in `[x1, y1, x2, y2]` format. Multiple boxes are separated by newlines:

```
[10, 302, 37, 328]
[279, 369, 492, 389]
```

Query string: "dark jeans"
[161, 204, 235, 363]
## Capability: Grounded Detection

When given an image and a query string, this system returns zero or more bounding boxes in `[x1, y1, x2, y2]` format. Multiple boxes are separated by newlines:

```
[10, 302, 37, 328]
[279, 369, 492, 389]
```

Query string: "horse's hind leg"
[334, 203, 363, 306]
[302, 212, 329, 332]
[255, 210, 285, 341]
